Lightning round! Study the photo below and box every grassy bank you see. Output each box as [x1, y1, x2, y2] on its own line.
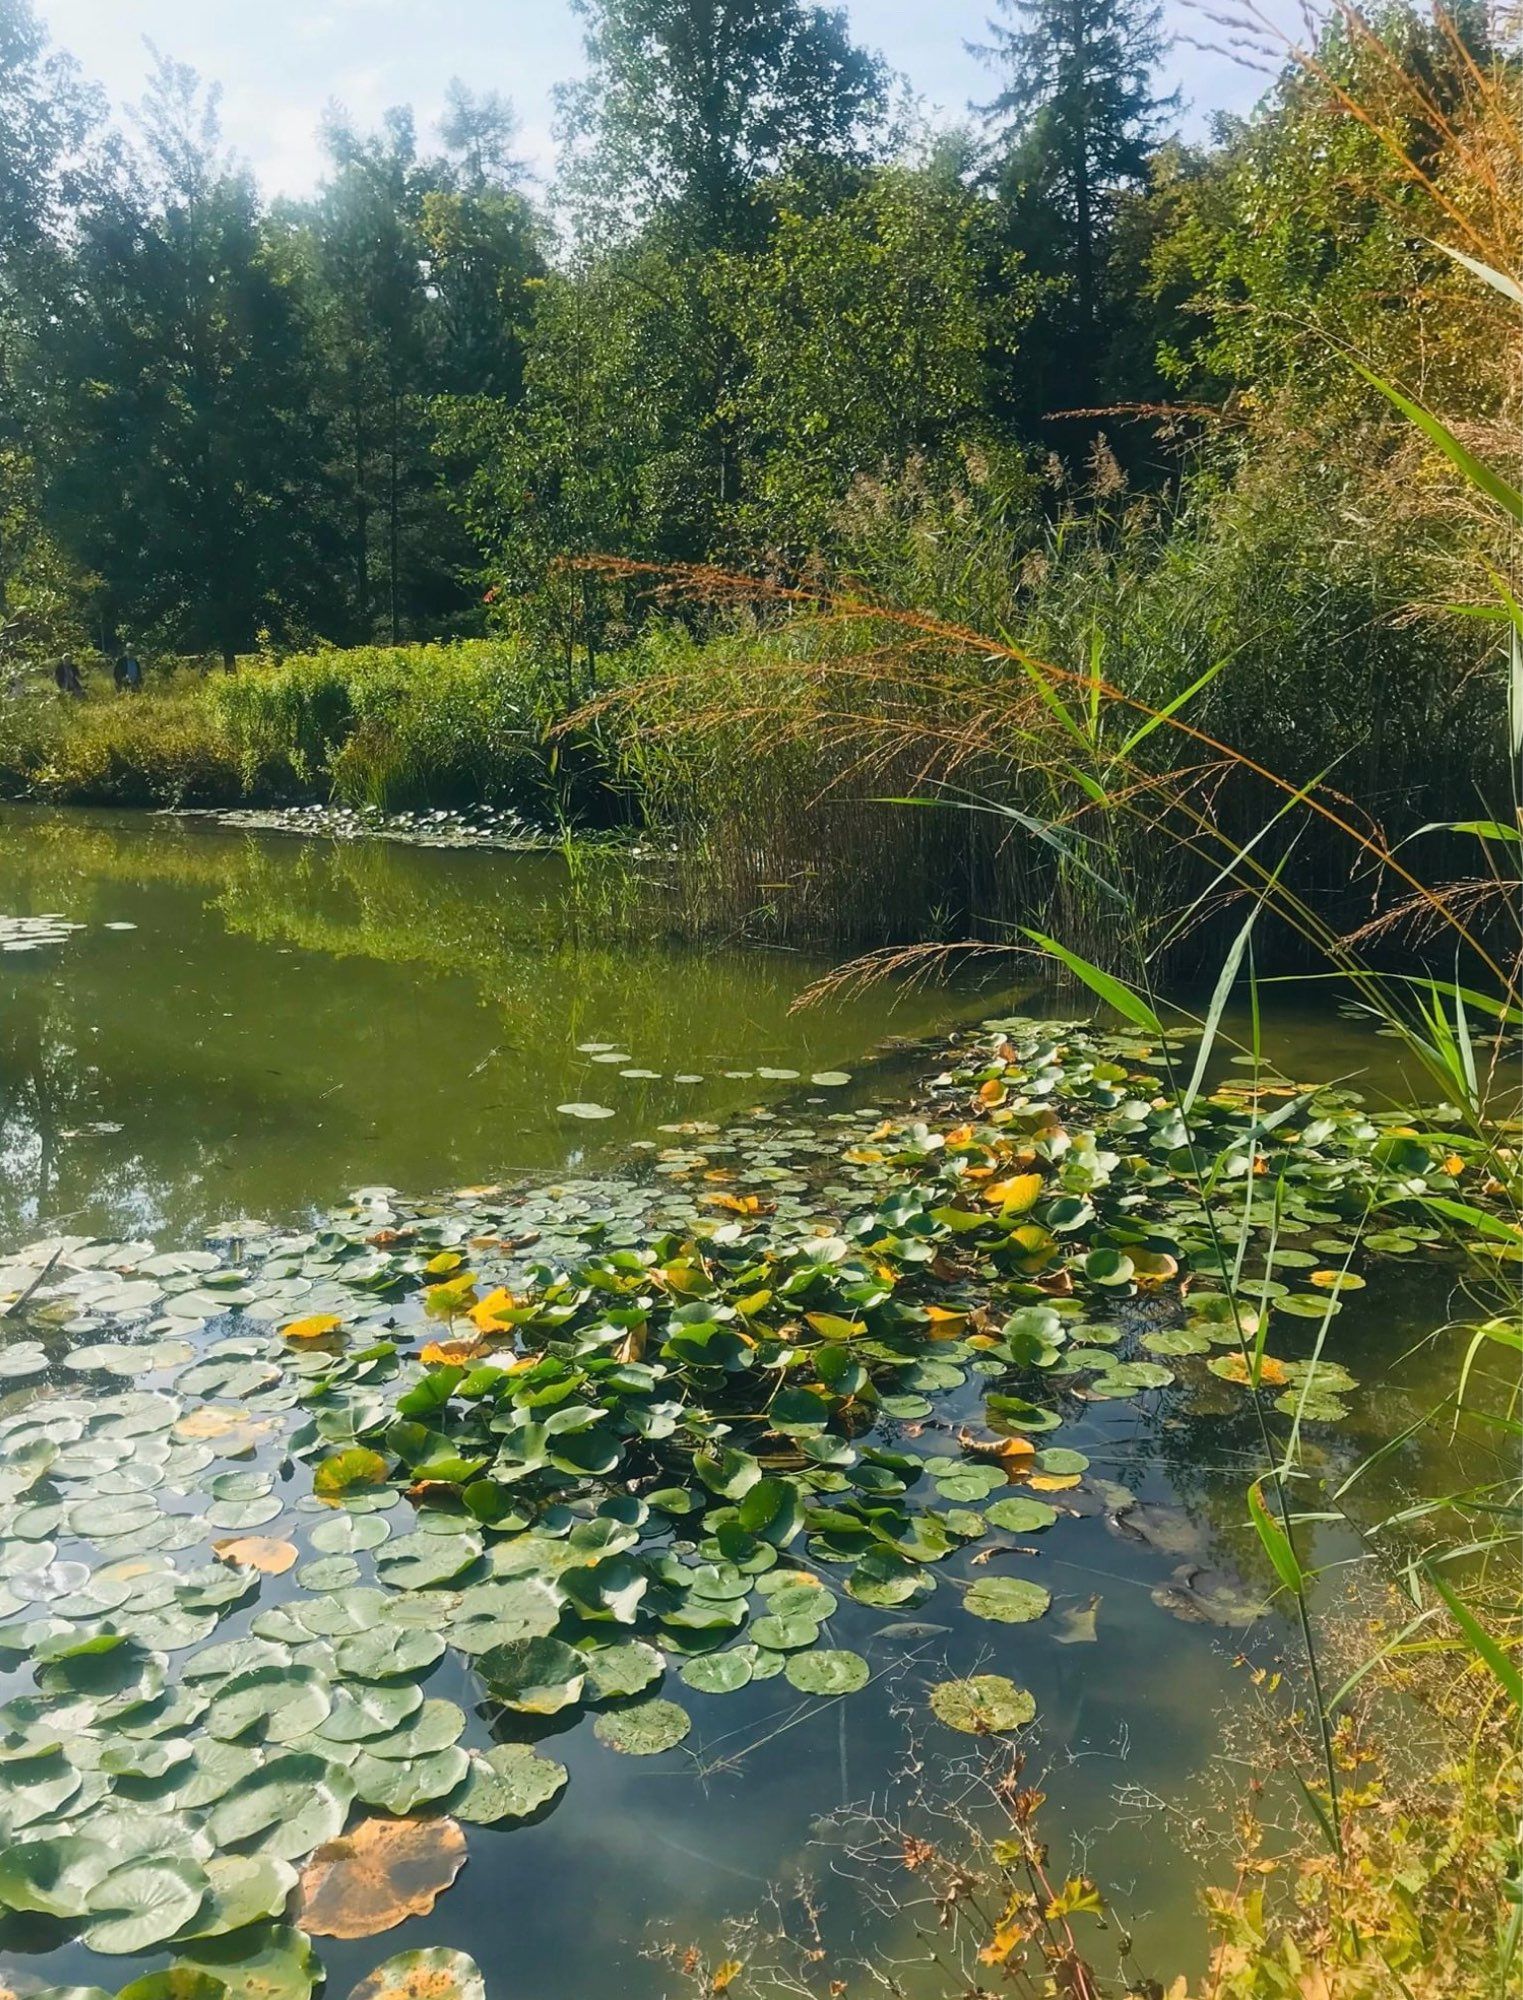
[0, 569, 1507, 969]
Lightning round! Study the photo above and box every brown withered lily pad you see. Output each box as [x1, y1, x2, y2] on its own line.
[298, 1814, 468, 1938]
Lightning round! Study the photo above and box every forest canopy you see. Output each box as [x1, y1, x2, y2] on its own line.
[0, 0, 1516, 680]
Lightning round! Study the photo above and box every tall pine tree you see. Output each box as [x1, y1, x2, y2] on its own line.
[973, 0, 1175, 426]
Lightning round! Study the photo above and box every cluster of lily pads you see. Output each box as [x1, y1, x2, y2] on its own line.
[1, 915, 90, 954]
[557, 1049, 852, 1119]
[0, 1015, 1476, 2000]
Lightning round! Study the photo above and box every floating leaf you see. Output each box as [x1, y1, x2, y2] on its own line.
[593, 1697, 691, 1755]
[313, 1449, 391, 1505]
[206, 1754, 356, 1860]
[213, 1536, 298, 1575]
[177, 1924, 319, 2000]
[349, 1746, 469, 1815]
[346, 1947, 484, 2000]
[929, 1674, 1035, 1734]
[298, 1815, 467, 1938]
[83, 1856, 211, 1954]
[449, 1744, 568, 1824]
[783, 1649, 868, 1695]
[963, 1576, 1051, 1624]
[478, 1636, 586, 1714]
[984, 1497, 1058, 1533]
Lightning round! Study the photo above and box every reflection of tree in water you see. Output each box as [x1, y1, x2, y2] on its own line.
[0, 980, 180, 1241]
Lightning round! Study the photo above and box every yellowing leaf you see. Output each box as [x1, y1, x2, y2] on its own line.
[976, 1079, 1007, 1107]
[806, 1312, 866, 1339]
[1027, 1472, 1081, 1492]
[1214, 1352, 1290, 1387]
[425, 1252, 464, 1276]
[420, 1338, 489, 1366]
[1044, 1875, 1104, 1920]
[977, 1904, 1031, 1965]
[986, 1173, 1043, 1214]
[710, 1962, 742, 1995]
[1308, 1270, 1366, 1292]
[298, 1815, 468, 1938]
[705, 1193, 767, 1216]
[468, 1286, 520, 1333]
[281, 1314, 343, 1344]
[924, 1306, 969, 1340]
[423, 1275, 480, 1320]
[212, 1535, 298, 1575]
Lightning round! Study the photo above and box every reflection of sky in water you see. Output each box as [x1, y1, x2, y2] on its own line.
[0, 806, 1476, 1998]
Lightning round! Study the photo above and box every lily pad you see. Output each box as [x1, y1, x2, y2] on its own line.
[346, 1947, 484, 2000]
[963, 1575, 1051, 1624]
[449, 1744, 568, 1824]
[783, 1648, 868, 1695]
[83, 1856, 211, 1954]
[206, 1754, 356, 1860]
[478, 1636, 586, 1715]
[929, 1674, 1035, 1733]
[298, 1814, 467, 1938]
[593, 1696, 691, 1755]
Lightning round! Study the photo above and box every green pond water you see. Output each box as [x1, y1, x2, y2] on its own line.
[0, 807, 1475, 2000]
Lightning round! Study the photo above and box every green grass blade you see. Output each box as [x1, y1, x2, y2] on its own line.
[1423, 1563, 1523, 1708]
[1249, 1479, 1305, 1595]
[1019, 929, 1163, 1033]
[1352, 359, 1523, 522]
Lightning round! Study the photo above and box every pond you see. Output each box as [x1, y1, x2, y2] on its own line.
[0, 807, 1473, 2000]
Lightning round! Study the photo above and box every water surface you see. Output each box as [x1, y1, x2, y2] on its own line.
[0, 807, 1474, 2000]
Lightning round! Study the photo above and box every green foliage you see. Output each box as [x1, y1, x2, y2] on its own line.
[713, 165, 1030, 556]
[556, 0, 889, 251]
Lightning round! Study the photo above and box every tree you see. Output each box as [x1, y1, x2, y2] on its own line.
[973, 0, 1175, 414]
[557, 0, 890, 252]
[297, 94, 542, 643]
[0, 0, 104, 657]
[714, 162, 1030, 557]
[40, 50, 326, 662]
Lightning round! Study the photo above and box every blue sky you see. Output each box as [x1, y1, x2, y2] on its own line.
[36, 0, 1286, 196]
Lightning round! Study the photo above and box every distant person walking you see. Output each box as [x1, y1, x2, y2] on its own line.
[113, 648, 142, 693]
[54, 656, 84, 697]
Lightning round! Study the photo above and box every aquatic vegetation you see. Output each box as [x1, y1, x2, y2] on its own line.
[0, 1015, 1502, 1997]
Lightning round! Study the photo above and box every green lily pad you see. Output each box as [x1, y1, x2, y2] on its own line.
[183, 1853, 299, 1938]
[579, 1639, 664, 1700]
[206, 1754, 355, 1859]
[334, 1626, 446, 1680]
[783, 1648, 868, 1695]
[0, 1833, 112, 1917]
[963, 1575, 1051, 1624]
[374, 1529, 481, 1591]
[984, 1497, 1058, 1533]
[83, 1856, 211, 1954]
[319, 1681, 422, 1743]
[177, 1923, 318, 2000]
[449, 1743, 568, 1824]
[478, 1636, 587, 1714]
[351, 1744, 470, 1813]
[593, 1696, 691, 1756]
[680, 1649, 752, 1694]
[447, 1578, 562, 1654]
[929, 1674, 1035, 1734]
[206, 1666, 332, 1745]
